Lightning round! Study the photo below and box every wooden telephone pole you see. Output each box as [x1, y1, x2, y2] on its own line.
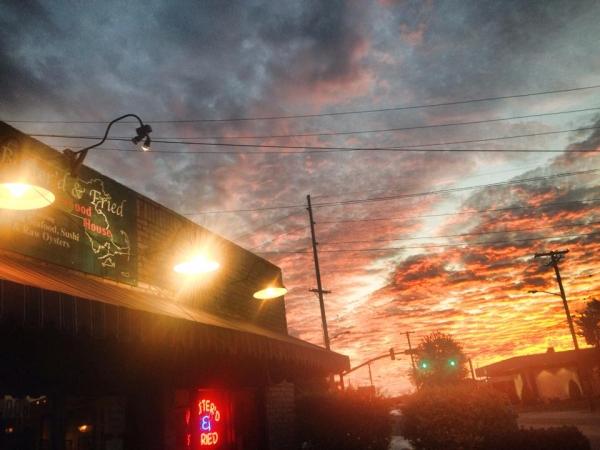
[307, 194, 330, 351]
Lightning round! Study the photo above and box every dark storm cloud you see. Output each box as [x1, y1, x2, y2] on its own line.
[378, 0, 600, 99]
[0, 1, 63, 109]
[0, 0, 368, 123]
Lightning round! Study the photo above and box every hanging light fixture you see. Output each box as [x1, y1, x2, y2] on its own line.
[0, 181, 55, 210]
[253, 280, 288, 300]
[0, 138, 55, 210]
[173, 254, 220, 275]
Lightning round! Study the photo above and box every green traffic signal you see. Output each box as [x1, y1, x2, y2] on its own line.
[419, 360, 429, 370]
[448, 358, 457, 368]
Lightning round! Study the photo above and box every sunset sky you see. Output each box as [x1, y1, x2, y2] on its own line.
[2, 0, 600, 394]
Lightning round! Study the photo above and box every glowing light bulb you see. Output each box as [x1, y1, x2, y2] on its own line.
[6, 183, 30, 197]
[174, 255, 220, 275]
[0, 183, 55, 210]
[253, 286, 287, 300]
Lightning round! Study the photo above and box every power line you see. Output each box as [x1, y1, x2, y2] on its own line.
[250, 225, 308, 250]
[311, 164, 542, 200]
[228, 210, 306, 242]
[27, 124, 600, 153]
[310, 169, 600, 209]
[47, 145, 600, 156]
[322, 220, 600, 246]
[181, 168, 599, 214]
[5, 82, 600, 123]
[28, 106, 600, 140]
[317, 198, 600, 224]
[258, 231, 600, 254]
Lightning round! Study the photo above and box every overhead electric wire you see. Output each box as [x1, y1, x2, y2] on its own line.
[317, 198, 600, 224]
[226, 210, 306, 242]
[311, 164, 542, 200]
[257, 231, 600, 255]
[322, 219, 600, 245]
[26, 124, 600, 153]
[309, 169, 600, 209]
[249, 225, 308, 250]
[27, 106, 600, 140]
[180, 168, 599, 214]
[5, 82, 600, 123]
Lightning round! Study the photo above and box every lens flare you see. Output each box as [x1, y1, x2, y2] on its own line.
[174, 255, 220, 275]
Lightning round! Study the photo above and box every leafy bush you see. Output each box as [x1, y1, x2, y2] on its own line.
[487, 426, 590, 450]
[296, 388, 391, 450]
[400, 384, 518, 450]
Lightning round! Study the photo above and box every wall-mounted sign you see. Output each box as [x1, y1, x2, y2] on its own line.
[0, 126, 137, 285]
[186, 390, 231, 449]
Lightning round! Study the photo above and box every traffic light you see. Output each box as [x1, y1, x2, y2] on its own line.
[389, 348, 396, 360]
[448, 358, 458, 368]
[418, 360, 430, 370]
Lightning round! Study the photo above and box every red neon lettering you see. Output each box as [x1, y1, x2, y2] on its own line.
[200, 432, 219, 446]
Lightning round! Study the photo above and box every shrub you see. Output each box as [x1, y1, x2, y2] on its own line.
[296, 388, 391, 450]
[487, 426, 590, 450]
[400, 384, 517, 450]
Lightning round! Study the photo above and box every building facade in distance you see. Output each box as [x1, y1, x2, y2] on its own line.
[476, 347, 600, 404]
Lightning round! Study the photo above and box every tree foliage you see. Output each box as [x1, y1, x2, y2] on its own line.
[575, 299, 600, 347]
[400, 384, 517, 450]
[296, 387, 391, 450]
[410, 331, 468, 388]
[400, 385, 590, 450]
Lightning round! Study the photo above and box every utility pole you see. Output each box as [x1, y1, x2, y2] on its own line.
[534, 249, 594, 410]
[307, 194, 330, 351]
[534, 250, 578, 350]
[468, 358, 476, 380]
[405, 331, 416, 371]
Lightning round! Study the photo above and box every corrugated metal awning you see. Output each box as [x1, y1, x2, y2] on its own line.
[0, 251, 349, 374]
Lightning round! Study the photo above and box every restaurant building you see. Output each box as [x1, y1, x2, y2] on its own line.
[0, 122, 349, 449]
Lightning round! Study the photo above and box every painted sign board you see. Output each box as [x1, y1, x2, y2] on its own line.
[0, 124, 137, 285]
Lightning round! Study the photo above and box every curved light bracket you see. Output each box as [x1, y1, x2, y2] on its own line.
[63, 113, 152, 176]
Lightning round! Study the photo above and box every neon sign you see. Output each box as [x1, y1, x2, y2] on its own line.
[186, 391, 228, 449]
[198, 399, 221, 446]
